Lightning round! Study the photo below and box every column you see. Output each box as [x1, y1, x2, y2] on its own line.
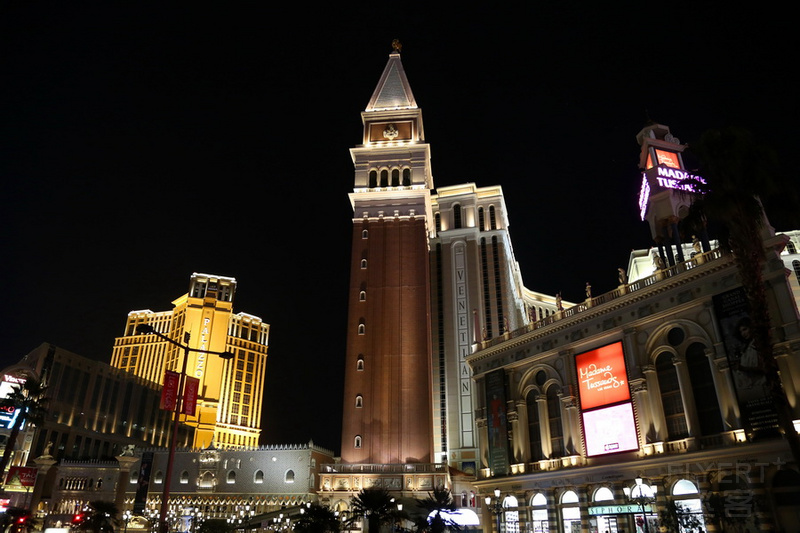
[673, 357, 701, 443]
[512, 399, 531, 465]
[116, 454, 139, 511]
[30, 455, 58, 519]
[643, 365, 667, 442]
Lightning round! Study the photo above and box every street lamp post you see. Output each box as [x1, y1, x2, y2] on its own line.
[135, 323, 234, 533]
[623, 477, 657, 533]
[484, 488, 503, 533]
[123, 510, 132, 533]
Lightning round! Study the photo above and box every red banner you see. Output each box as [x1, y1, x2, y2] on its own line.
[160, 370, 180, 410]
[5, 466, 37, 488]
[182, 376, 199, 416]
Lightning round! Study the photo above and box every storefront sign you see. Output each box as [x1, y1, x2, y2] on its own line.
[589, 504, 651, 515]
[576, 342, 630, 410]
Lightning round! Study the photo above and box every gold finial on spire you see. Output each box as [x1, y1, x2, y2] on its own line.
[392, 39, 402, 53]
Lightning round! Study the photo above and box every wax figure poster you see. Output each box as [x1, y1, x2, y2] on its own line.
[485, 369, 509, 476]
[713, 287, 778, 436]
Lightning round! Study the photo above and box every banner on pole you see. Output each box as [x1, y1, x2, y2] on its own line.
[160, 370, 180, 410]
[182, 376, 200, 416]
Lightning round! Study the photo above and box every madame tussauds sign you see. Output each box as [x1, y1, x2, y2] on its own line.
[576, 342, 630, 410]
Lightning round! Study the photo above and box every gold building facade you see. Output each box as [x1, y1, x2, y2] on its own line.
[111, 273, 268, 449]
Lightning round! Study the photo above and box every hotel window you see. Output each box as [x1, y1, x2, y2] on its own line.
[359, 291, 366, 302]
[354, 435, 362, 448]
[285, 470, 295, 483]
[529, 493, 548, 533]
[355, 395, 363, 408]
[546, 384, 563, 458]
[254, 470, 264, 483]
[180, 471, 189, 484]
[478, 207, 485, 231]
[380, 169, 388, 187]
[357, 357, 364, 371]
[656, 352, 688, 439]
[361, 259, 367, 269]
[391, 168, 400, 186]
[369, 170, 377, 188]
[453, 204, 462, 229]
[489, 205, 497, 229]
[362, 229, 369, 239]
[358, 322, 366, 335]
[435, 213, 441, 232]
[402, 168, 411, 186]
[502, 495, 519, 533]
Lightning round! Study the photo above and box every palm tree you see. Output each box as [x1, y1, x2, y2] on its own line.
[348, 488, 396, 533]
[685, 126, 800, 463]
[73, 501, 120, 533]
[0, 378, 48, 479]
[415, 486, 459, 533]
[294, 503, 341, 533]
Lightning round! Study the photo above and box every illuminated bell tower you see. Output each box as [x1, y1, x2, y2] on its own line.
[340, 42, 435, 465]
[636, 122, 710, 266]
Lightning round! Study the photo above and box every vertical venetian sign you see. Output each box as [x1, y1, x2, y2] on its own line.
[575, 341, 639, 456]
[712, 287, 779, 436]
[485, 368, 509, 476]
[455, 245, 474, 447]
[160, 370, 180, 410]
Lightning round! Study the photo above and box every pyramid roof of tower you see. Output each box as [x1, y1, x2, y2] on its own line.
[365, 52, 417, 111]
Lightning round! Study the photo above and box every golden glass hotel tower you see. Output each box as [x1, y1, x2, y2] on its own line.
[340, 49, 436, 465]
[111, 273, 268, 448]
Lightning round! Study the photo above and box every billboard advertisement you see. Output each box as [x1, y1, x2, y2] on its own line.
[0, 375, 27, 431]
[575, 341, 639, 456]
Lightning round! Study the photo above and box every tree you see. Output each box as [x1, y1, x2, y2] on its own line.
[294, 504, 341, 533]
[658, 500, 702, 533]
[685, 126, 800, 464]
[197, 519, 233, 533]
[415, 486, 459, 533]
[0, 378, 48, 479]
[72, 501, 120, 533]
[348, 488, 396, 533]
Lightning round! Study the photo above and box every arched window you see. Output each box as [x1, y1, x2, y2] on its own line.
[788, 241, 797, 254]
[489, 205, 497, 229]
[227, 470, 236, 484]
[686, 342, 723, 435]
[671, 479, 705, 530]
[560, 491, 580, 533]
[793, 260, 800, 285]
[254, 470, 264, 484]
[356, 357, 364, 371]
[362, 229, 369, 239]
[154, 471, 163, 484]
[285, 470, 295, 483]
[360, 259, 367, 269]
[453, 204, 462, 229]
[358, 322, 365, 335]
[402, 168, 411, 186]
[354, 435, 362, 448]
[180, 471, 189, 484]
[368, 170, 377, 188]
[380, 169, 388, 187]
[355, 395, 363, 408]
[546, 384, 563, 457]
[656, 352, 688, 439]
[593, 487, 614, 501]
[199, 472, 214, 488]
[359, 291, 366, 302]
[530, 493, 548, 533]
[502, 495, 519, 533]
[478, 207, 485, 231]
[391, 169, 400, 187]
[526, 390, 543, 461]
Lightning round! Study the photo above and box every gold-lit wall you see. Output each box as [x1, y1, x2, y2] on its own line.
[110, 273, 269, 448]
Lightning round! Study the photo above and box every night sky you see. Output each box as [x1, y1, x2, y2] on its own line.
[1, 4, 797, 454]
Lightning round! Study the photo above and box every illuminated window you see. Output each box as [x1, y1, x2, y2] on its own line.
[285, 470, 295, 483]
[593, 487, 613, 501]
[362, 229, 369, 239]
[359, 291, 366, 302]
[361, 259, 367, 269]
[530, 493, 548, 533]
[180, 471, 189, 484]
[453, 204, 462, 229]
[357, 357, 364, 371]
[788, 241, 797, 254]
[502, 495, 519, 533]
[355, 395, 363, 408]
[354, 435, 362, 448]
[227, 471, 236, 484]
[358, 322, 365, 335]
[154, 471, 163, 484]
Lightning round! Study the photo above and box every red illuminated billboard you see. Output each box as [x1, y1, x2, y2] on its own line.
[654, 149, 680, 168]
[576, 342, 630, 410]
[582, 403, 639, 456]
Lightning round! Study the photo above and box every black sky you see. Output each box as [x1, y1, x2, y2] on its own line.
[1, 4, 797, 454]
